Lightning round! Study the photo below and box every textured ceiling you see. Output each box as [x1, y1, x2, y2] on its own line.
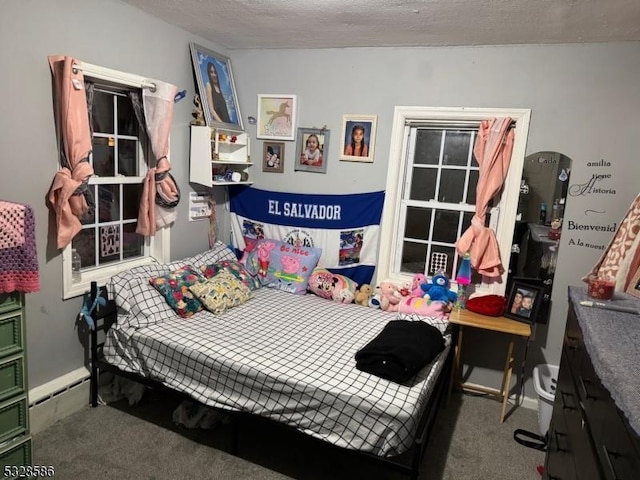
[121, 0, 640, 49]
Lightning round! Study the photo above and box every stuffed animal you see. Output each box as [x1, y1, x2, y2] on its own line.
[368, 285, 382, 308]
[379, 281, 401, 312]
[410, 273, 428, 297]
[399, 280, 411, 297]
[420, 273, 458, 304]
[354, 284, 373, 306]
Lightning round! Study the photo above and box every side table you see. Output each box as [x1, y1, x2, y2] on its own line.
[448, 308, 531, 422]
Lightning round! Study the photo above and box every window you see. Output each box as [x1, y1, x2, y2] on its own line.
[377, 107, 531, 295]
[62, 65, 170, 299]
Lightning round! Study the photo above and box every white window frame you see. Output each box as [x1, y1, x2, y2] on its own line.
[377, 106, 531, 296]
[61, 62, 170, 299]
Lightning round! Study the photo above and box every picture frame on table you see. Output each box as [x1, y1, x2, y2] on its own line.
[626, 267, 640, 299]
[262, 142, 285, 173]
[295, 127, 329, 174]
[504, 281, 545, 324]
[189, 43, 243, 131]
[257, 94, 297, 141]
[339, 114, 377, 162]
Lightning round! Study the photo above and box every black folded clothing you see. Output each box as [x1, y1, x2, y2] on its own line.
[355, 320, 445, 384]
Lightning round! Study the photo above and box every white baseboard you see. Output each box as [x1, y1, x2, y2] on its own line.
[28, 367, 91, 435]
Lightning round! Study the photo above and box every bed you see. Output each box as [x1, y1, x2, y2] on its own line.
[89, 241, 454, 479]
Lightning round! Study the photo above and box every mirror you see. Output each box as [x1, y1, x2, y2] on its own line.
[507, 151, 572, 323]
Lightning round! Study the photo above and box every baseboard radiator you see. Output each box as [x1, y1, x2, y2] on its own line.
[28, 367, 91, 435]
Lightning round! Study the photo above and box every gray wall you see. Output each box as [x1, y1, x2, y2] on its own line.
[230, 44, 640, 393]
[1, 0, 224, 387]
[2, 0, 639, 399]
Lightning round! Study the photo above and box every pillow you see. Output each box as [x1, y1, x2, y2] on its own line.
[108, 241, 236, 313]
[244, 239, 322, 295]
[307, 267, 358, 303]
[189, 271, 253, 315]
[201, 259, 261, 291]
[396, 311, 450, 335]
[149, 266, 205, 318]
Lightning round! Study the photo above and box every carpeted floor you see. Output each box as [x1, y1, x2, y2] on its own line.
[32, 389, 545, 479]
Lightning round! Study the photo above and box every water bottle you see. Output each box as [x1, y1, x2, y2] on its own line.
[539, 203, 547, 225]
[71, 249, 82, 283]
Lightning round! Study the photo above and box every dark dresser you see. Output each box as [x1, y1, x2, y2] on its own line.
[544, 287, 640, 479]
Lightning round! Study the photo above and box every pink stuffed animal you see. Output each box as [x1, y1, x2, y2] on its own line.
[379, 281, 401, 312]
[411, 273, 428, 297]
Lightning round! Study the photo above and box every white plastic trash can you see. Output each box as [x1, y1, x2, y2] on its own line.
[533, 364, 559, 437]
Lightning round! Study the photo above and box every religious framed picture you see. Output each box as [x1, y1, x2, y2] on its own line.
[189, 43, 243, 131]
[257, 94, 297, 141]
[626, 266, 640, 299]
[295, 127, 329, 174]
[505, 281, 545, 324]
[262, 142, 284, 173]
[339, 114, 377, 162]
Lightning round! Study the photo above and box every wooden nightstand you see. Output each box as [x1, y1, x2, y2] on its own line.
[448, 308, 531, 422]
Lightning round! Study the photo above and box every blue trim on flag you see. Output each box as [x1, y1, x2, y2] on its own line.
[328, 265, 375, 287]
[229, 186, 384, 229]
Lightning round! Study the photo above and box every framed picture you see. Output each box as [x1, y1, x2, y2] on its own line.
[295, 127, 329, 174]
[339, 114, 377, 162]
[257, 94, 297, 140]
[505, 281, 545, 324]
[189, 43, 243, 131]
[626, 267, 640, 299]
[262, 142, 284, 173]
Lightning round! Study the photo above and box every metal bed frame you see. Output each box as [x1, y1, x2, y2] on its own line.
[87, 281, 454, 480]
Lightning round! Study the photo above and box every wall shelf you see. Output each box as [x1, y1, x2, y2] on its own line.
[189, 125, 252, 188]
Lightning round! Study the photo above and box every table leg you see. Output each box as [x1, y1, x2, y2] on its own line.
[448, 325, 464, 402]
[500, 335, 515, 423]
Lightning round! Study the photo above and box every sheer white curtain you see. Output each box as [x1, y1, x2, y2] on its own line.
[136, 80, 181, 235]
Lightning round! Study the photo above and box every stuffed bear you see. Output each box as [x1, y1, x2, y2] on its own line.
[420, 273, 458, 304]
[379, 281, 402, 312]
[354, 284, 373, 306]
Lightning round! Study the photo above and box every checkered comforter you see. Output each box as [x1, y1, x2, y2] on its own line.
[102, 243, 450, 457]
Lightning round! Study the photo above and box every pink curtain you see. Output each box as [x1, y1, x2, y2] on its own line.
[136, 80, 180, 236]
[455, 117, 515, 277]
[47, 56, 94, 249]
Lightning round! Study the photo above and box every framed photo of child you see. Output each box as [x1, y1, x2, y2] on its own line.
[505, 281, 545, 324]
[339, 114, 377, 163]
[295, 127, 329, 174]
[262, 142, 284, 173]
[189, 43, 243, 131]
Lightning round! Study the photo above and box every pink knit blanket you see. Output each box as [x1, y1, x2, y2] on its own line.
[0, 201, 40, 293]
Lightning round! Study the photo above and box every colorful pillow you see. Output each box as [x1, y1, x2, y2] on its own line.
[149, 266, 204, 318]
[189, 271, 253, 315]
[307, 267, 358, 303]
[201, 259, 261, 291]
[244, 239, 322, 295]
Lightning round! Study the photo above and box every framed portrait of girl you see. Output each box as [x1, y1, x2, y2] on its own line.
[339, 114, 377, 163]
[190, 43, 243, 131]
